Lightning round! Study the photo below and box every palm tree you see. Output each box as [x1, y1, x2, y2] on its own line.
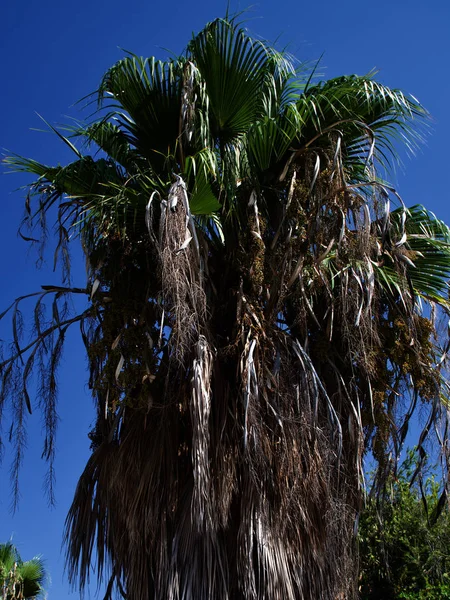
[0, 543, 46, 600]
[3, 15, 450, 599]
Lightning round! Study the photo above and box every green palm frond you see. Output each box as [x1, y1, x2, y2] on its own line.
[184, 154, 220, 215]
[246, 113, 298, 173]
[5, 154, 122, 198]
[98, 53, 184, 166]
[187, 18, 282, 143]
[0, 543, 17, 572]
[18, 558, 46, 598]
[0, 543, 47, 599]
[293, 74, 428, 172]
[69, 120, 144, 172]
[395, 204, 450, 305]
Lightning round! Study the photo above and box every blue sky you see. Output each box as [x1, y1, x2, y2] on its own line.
[1, 0, 449, 597]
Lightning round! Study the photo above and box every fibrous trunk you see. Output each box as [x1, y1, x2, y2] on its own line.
[66, 170, 385, 599]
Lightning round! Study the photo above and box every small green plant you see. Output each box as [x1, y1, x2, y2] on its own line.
[0, 542, 47, 599]
[359, 451, 450, 599]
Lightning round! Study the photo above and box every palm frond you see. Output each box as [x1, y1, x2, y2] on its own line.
[394, 204, 450, 305]
[187, 18, 279, 143]
[294, 74, 428, 171]
[98, 53, 184, 166]
[69, 120, 143, 172]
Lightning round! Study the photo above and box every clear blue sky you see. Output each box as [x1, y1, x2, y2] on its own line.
[1, 0, 449, 597]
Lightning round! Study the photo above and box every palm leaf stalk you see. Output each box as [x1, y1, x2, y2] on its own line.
[2, 16, 450, 599]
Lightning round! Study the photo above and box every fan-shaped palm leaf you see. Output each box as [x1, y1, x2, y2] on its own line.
[0, 543, 46, 600]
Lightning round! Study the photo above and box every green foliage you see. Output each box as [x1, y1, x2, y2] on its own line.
[359, 452, 450, 599]
[0, 542, 46, 599]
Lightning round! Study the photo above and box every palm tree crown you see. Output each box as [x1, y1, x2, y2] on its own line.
[0, 543, 46, 600]
[3, 16, 450, 599]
